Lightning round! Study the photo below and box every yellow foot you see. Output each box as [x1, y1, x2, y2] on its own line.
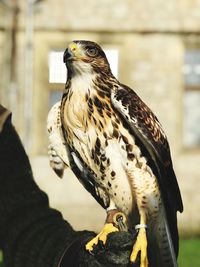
[85, 223, 119, 252]
[130, 227, 148, 267]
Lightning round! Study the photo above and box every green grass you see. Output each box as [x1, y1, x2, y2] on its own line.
[0, 238, 199, 266]
[178, 238, 200, 267]
[0, 251, 3, 267]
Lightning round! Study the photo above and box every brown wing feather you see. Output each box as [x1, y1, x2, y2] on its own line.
[112, 84, 183, 212]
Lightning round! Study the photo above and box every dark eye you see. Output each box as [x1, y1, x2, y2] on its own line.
[86, 46, 98, 57]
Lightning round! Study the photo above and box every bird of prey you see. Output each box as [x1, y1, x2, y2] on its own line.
[47, 40, 183, 267]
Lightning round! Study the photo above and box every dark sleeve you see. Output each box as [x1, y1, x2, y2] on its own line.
[0, 112, 93, 267]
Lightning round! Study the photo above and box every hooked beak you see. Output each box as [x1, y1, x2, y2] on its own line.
[63, 42, 78, 63]
[63, 48, 73, 63]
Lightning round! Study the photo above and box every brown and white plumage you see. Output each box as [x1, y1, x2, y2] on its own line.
[47, 40, 183, 267]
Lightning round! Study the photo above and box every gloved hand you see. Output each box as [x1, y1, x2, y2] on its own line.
[61, 230, 139, 267]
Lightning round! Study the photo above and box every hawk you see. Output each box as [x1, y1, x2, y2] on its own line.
[47, 40, 183, 267]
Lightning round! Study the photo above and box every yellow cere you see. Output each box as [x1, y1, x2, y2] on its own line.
[68, 42, 78, 52]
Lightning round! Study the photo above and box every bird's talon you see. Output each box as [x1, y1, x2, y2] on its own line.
[85, 223, 119, 252]
[85, 235, 100, 252]
[130, 227, 148, 267]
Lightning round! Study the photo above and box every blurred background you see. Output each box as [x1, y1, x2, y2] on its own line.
[0, 0, 200, 265]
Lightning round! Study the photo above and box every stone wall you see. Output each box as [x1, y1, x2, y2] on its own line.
[11, 0, 200, 32]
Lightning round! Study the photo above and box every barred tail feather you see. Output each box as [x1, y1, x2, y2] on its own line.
[148, 206, 178, 267]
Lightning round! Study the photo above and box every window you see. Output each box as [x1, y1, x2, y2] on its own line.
[48, 50, 66, 109]
[49, 90, 63, 109]
[104, 49, 119, 78]
[49, 51, 67, 83]
[183, 50, 200, 148]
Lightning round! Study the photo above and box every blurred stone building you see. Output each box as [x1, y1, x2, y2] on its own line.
[0, 0, 200, 235]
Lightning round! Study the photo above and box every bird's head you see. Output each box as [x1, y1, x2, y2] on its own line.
[63, 40, 111, 77]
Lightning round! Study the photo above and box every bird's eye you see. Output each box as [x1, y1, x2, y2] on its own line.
[86, 46, 98, 57]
